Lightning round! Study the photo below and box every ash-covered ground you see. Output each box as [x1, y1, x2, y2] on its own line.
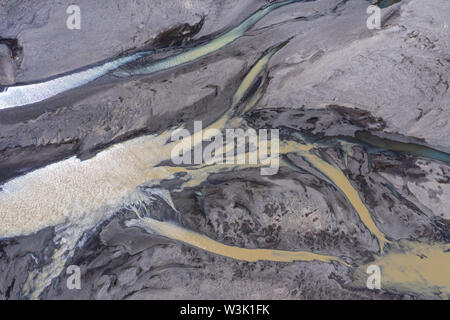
[0, 0, 449, 300]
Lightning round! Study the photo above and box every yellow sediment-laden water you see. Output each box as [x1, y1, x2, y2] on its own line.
[299, 151, 389, 251]
[0, 0, 300, 109]
[113, 0, 299, 77]
[127, 217, 349, 266]
[0, 44, 284, 238]
[352, 241, 450, 299]
[0, 42, 348, 298]
[1, 28, 445, 299]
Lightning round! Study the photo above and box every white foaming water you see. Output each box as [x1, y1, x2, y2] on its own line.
[0, 0, 301, 109]
[0, 131, 177, 238]
[0, 53, 149, 109]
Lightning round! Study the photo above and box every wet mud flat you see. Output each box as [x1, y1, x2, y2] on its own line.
[0, 0, 449, 299]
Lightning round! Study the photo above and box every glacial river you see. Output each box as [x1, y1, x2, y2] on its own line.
[0, 0, 448, 300]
